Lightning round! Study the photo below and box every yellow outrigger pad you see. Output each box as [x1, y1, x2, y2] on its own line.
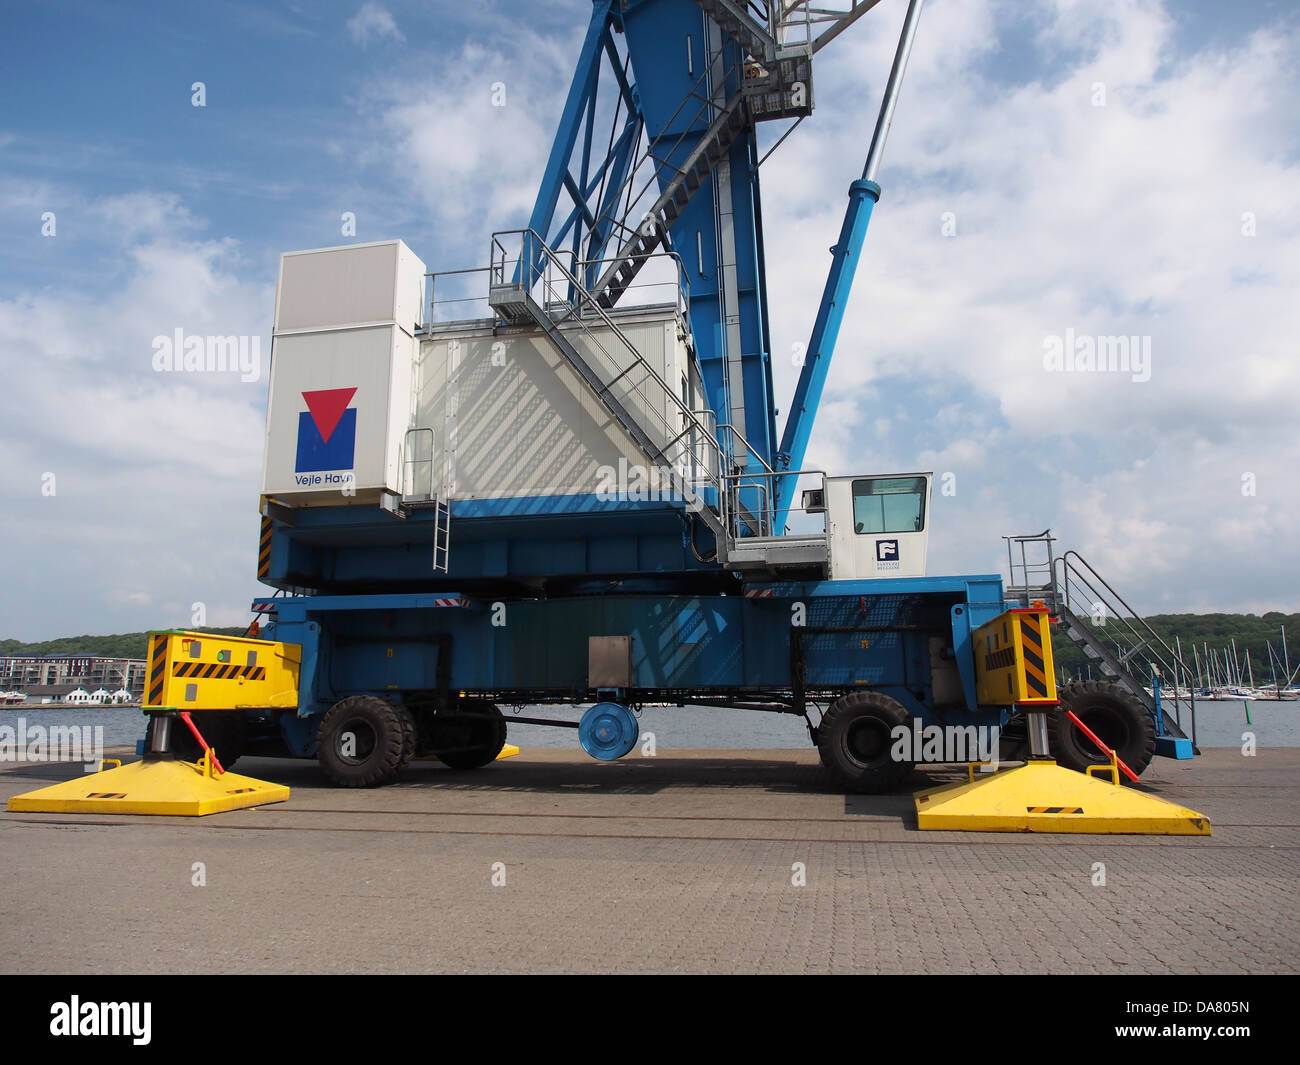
[7, 755, 290, 817]
[416, 743, 521, 763]
[914, 760, 1210, 835]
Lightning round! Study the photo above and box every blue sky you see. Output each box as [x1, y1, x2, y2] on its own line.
[2, 0, 1298, 640]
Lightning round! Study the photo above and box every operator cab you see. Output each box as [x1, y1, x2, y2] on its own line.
[809, 473, 932, 579]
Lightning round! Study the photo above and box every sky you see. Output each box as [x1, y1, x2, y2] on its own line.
[1, 0, 1297, 641]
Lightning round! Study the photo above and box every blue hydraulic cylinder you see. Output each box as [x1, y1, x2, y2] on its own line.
[773, 177, 881, 525]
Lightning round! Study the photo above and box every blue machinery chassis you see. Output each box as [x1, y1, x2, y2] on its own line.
[261, 575, 1007, 756]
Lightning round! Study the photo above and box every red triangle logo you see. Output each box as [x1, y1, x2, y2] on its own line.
[302, 388, 357, 444]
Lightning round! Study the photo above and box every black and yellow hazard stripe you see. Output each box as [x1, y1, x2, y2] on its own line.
[1027, 806, 1084, 814]
[172, 663, 267, 680]
[258, 515, 273, 579]
[147, 634, 168, 706]
[1018, 613, 1050, 698]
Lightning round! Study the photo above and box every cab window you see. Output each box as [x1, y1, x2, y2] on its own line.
[851, 476, 926, 534]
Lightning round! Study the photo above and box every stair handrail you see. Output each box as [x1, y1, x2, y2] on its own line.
[1054, 550, 1193, 684]
[576, 51, 747, 281]
[575, 248, 694, 337]
[589, 92, 749, 307]
[492, 227, 727, 518]
[717, 420, 782, 538]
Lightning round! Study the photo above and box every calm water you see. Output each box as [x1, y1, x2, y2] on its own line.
[4, 699, 1296, 752]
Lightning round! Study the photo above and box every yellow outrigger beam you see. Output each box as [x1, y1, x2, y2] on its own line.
[141, 630, 301, 712]
[8, 630, 521, 817]
[8, 630, 297, 817]
[914, 606, 1211, 835]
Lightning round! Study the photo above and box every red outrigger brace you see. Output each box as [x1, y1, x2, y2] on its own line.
[177, 711, 225, 775]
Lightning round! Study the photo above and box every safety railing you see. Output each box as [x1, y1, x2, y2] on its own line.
[720, 464, 829, 541]
[1053, 551, 1193, 688]
[423, 266, 495, 329]
[490, 228, 727, 525]
[575, 250, 694, 337]
[401, 427, 436, 502]
[1052, 550, 1199, 738]
[716, 421, 781, 537]
[1003, 531, 1197, 737]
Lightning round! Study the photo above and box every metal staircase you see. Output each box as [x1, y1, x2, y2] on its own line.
[478, 1, 894, 576]
[489, 228, 729, 545]
[588, 0, 839, 311]
[590, 94, 749, 311]
[695, 0, 775, 61]
[1004, 532, 1196, 754]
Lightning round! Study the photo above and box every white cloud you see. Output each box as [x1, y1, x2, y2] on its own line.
[347, 3, 403, 47]
[755, 0, 1300, 612]
[0, 192, 271, 638]
[3, 0, 1296, 645]
[358, 32, 577, 254]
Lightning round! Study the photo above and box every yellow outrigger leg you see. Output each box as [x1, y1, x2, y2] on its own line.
[9, 631, 293, 817]
[914, 607, 1210, 835]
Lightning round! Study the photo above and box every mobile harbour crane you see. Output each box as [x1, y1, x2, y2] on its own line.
[13, 0, 1208, 833]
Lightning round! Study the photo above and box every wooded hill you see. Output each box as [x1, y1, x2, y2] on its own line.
[1051, 612, 1299, 683]
[0, 628, 249, 661]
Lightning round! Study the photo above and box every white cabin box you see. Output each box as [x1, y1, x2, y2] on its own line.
[826, 472, 932, 579]
[262, 240, 427, 505]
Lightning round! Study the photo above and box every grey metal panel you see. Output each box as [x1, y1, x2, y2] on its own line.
[589, 636, 633, 689]
[415, 308, 694, 501]
[276, 241, 402, 333]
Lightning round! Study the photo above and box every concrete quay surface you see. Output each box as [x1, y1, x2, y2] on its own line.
[1, 746, 1296, 974]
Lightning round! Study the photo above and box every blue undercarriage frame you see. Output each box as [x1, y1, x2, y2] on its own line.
[261, 574, 1008, 756]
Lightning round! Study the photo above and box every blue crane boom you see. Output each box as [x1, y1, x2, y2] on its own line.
[523, 0, 923, 534]
[773, 0, 925, 526]
[520, 0, 779, 474]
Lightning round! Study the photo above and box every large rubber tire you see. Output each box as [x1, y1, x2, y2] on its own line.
[146, 711, 247, 770]
[316, 696, 406, 787]
[395, 704, 416, 769]
[430, 704, 507, 770]
[1050, 680, 1156, 781]
[817, 692, 913, 794]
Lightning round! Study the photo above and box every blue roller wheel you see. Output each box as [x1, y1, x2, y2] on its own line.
[579, 701, 639, 761]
